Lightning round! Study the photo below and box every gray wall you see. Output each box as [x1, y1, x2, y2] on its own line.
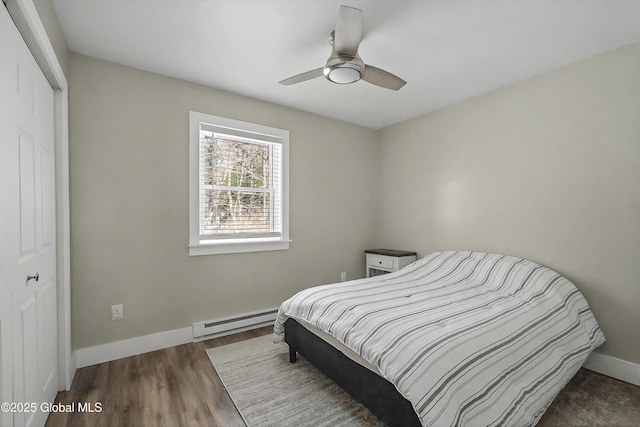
[377, 42, 640, 364]
[69, 53, 379, 349]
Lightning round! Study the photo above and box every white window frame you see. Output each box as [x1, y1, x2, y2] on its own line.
[189, 111, 289, 255]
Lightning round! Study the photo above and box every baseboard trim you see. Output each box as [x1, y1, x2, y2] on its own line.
[583, 351, 640, 386]
[74, 309, 279, 369]
[75, 326, 193, 368]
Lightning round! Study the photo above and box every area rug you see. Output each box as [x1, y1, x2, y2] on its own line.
[206, 335, 384, 427]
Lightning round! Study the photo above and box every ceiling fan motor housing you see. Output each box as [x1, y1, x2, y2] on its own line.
[323, 49, 365, 84]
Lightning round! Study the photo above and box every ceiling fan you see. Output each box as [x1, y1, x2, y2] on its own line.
[279, 5, 407, 91]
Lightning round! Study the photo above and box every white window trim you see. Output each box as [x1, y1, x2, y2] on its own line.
[189, 111, 290, 256]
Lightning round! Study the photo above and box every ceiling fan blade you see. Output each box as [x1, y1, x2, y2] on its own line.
[279, 67, 324, 86]
[362, 65, 407, 90]
[334, 5, 362, 56]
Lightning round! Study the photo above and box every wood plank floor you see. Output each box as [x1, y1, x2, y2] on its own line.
[46, 326, 640, 427]
[45, 327, 271, 427]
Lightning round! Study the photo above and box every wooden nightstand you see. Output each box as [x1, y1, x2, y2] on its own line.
[365, 249, 417, 277]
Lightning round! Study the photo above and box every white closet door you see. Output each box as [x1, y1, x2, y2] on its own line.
[0, 4, 58, 427]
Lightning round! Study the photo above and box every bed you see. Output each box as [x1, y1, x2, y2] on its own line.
[274, 251, 605, 427]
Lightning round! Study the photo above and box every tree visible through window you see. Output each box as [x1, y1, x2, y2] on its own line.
[189, 111, 289, 255]
[200, 133, 280, 238]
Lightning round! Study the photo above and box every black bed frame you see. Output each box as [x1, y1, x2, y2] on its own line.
[284, 318, 421, 426]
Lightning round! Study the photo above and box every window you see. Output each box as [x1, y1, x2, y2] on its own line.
[189, 111, 289, 255]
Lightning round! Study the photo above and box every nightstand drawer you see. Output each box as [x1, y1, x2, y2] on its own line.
[367, 254, 395, 270]
[365, 249, 417, 278]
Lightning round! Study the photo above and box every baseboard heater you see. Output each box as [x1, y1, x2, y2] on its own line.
[192, 307, 279, 341]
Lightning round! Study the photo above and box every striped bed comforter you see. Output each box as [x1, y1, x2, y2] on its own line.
[274, 251, 605, 427]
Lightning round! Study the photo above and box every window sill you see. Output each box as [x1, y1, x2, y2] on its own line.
[188, 239, 291, 256]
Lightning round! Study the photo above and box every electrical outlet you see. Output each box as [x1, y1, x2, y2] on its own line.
[111, 304, 124, 320]
[341, 272, 347, 282]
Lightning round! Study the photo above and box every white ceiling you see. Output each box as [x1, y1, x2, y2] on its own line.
[52, 0, 640, 129]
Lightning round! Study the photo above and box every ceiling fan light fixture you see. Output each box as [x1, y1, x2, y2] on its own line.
[323, 54, 364, 85]
[325, 66, 361, 84]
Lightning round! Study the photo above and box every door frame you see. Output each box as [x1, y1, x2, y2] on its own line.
[5, 0, 74, 390]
